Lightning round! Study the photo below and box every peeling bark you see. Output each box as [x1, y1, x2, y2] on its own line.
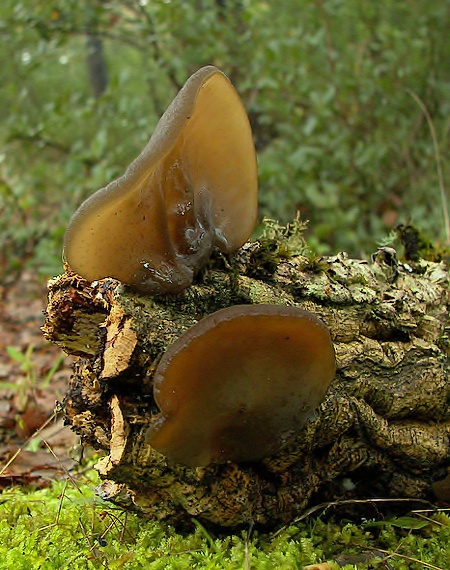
[42, 234, 450, 530]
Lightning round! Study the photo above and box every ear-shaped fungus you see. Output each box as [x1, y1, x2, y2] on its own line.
[63, 66, 258, 294]
[146, 304, 336, 467]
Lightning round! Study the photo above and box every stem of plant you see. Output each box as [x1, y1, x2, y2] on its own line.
[406, 87, 450, 245]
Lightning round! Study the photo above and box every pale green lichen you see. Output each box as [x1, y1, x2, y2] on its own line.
[259, 215, 311, 259]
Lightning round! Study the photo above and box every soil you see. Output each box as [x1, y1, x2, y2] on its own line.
[0, 271, 78, 489]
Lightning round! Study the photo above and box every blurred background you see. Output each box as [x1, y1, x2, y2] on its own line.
[1, 0, 449, 289]
[0, 0, 449, 506]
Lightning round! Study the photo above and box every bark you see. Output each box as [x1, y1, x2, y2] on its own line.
[42, 226, 450, 531]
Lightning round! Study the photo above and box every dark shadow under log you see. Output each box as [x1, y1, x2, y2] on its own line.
[42, 229, 450, 531]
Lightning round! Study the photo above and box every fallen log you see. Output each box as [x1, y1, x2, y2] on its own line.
[42, 222, 450, 530]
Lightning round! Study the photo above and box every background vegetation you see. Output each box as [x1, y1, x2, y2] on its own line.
[1, 0, 449, 287]
[2, 2, 450, 567]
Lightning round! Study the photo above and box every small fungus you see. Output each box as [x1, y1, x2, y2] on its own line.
[146, 304, 336, 467]
[64, 66, 258, 293]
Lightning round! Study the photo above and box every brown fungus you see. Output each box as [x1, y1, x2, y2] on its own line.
[63, 66, 258, 294]
[146, 304, 336, 467]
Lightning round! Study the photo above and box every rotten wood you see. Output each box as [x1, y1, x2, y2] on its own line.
[42, 227, 450, 530]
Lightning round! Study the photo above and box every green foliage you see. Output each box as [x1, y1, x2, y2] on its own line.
[2, 4, 449, 565]
[4, 344, 63, 412]
[1, 0, 449, 283]
[1, 472, 450, 569]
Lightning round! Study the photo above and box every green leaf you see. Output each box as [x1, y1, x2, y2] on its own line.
[364, 516, 430, 530]
[389, 516, 430, 530]
[6, 346, 26, 363]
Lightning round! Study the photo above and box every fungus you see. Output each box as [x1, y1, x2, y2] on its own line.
[63, 66, 258, 294]
[146, 304, 335, 467]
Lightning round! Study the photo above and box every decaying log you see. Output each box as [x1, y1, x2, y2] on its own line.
[42, 225, 450, 530]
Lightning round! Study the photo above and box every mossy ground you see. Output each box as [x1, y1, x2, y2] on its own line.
[1, 468, 449, 570]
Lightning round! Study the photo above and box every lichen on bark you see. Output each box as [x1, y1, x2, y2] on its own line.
[42, 221, 450, 530]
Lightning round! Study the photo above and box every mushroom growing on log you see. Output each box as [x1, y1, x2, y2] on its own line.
[147, 304, 336, 467]
[43, 236, 450, 530]
[64, 66, 258, 294]
[43, 65, 450, 531]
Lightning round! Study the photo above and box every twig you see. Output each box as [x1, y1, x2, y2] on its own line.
[0, 411, 58, 476]
[366, 545, 444, 570]
[271, 497, 434, 538]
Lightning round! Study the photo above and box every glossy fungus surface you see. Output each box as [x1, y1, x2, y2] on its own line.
[64, 66, 258, 293]
[146, 304, 336, 467]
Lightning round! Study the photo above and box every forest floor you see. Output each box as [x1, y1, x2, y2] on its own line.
[0, 271, 79, 489]
[1, 272, 449, 569]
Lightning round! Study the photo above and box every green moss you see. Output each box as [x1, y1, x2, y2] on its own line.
[379, 224, 450, 265]
[1, 470, 450, 569]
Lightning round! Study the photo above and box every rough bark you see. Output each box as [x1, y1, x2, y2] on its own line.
[42, 227, 450, 531]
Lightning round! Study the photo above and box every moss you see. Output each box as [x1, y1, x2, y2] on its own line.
[244, 217, 312, 280]
[378, 224, 450, 265]
[1, 470, 450, 569]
